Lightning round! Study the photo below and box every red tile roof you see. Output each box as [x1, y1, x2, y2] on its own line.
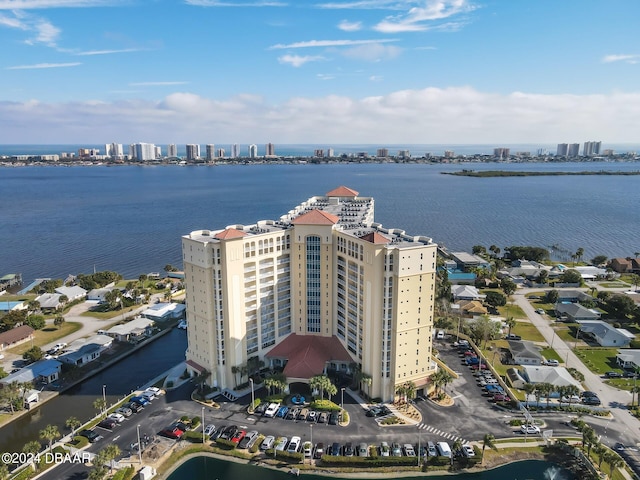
[214, 228, 247, 240]
[266, 334, 353, 379]
[0, 325, 34, 347]
[326, 186, 358, 197]
[291, 209, 339, 226]
[186, 359, 206, 373]
[359, 232, 390, 244]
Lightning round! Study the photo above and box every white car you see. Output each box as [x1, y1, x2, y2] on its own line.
[275, 437, 288, 451]
[462, 445, 475, 457]
[260, 435, 275, 450]
[520, 424, 540, 434]
[264, 403, 280, 418]
[108, 413, 125, 423]
[403, 444, 416, 456]
[546, 359, 559, 366]
[203, 424, 216, 437]
[561, 395, 581, 403]
[288, 436, 301, 453]
[303, 442, 313, 458]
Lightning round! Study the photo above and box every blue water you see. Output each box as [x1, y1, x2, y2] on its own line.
[1, 162, 639, 283]
[167, 456, 574, 480]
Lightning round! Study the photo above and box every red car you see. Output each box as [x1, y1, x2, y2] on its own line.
[231, 429, 246, 444]
[470, 363, 487, 370]
[160, 423, 186, 440]
[492, 393, 510, 402]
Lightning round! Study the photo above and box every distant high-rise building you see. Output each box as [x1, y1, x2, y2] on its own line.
[444, 150, 455, 158]
[603, 149, 615, 156]
[155, 146, 162, 158]
[134, 143, 156, 161]
[167, 144, 178, 158]
[217, 148, 225, 158]
[78, 148, 99, 158]
[583, 141, 602, 156]
[376, 148, 389, 157]
[186, 144, 201, 161]
[105, 143, 123, 159]
[231, 144, 240, 158]
[568, 143, 580, 157]
[556, 143, 569, 156]
[314, 149, 324, 158]
[537, 148, 548, 156]
[327, 148, 334, 158]
[397, 150, 410, 159]
[206, 144, 216, 161]
[265, 143, 275, 157]
[129, 144, 136, 160]
[493, 148, 510, 160]
[248, 144, 258, 158]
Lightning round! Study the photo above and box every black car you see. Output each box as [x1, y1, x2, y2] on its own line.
[97, 418, 117, 430]
[606, 371, 623, 378]
[331, 442, 341, 456]
[124, 401, 143, 413]
[582, 396, 601, 406]
[78, 429, 103, 443]
[328, 412, 339, 425]
[254, 402, 268, 415]
[343, 442, 354, 456]
[219, 425, 238, 440]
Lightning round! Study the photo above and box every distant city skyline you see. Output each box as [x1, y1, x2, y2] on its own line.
[1, 1, 640, 144]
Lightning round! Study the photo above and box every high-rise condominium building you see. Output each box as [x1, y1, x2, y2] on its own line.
[327, 148, 334, 158]
[105, 143, 124, 159]
[493, 148, 510, 159]
[443, 150, 455, 158]
[583, 141, 602, 156]
[248, 144, 258, 158]
[556, 144, 568, 156]
[134, 143, 156, 161]
[314, 149, 324, 158]
[265, 143, 275, 157]
[182, 186, 438, 401]
[155, 146, 162, 158]
[217, 148, 225, 158]
[167, 144, 178, 158]
[376, 148, 389, 157]
[231, 144, 240, 158]
[568, 143, 580, 158]
[206, 144, 216, 161]
[186, 144, 201, 161]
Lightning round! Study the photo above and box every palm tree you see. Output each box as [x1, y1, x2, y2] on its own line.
[360, 373, 372, 398]
[22, 440, 41, 456]
[0, 463, 9, 480]
[102, 444, 121, 474]
[582, 426, 597, 457]
[564, 385, 580, 406]
[395, 383, 407, 404]
[404, 381, 417, 403]
[481, 433, 497, 465]
[606, 451, 623, 478]
[66, 416, 82, 435]
[505, 317, 516, 338]
[93, 398, 107, 417]
[39, 424, 60, 452]
[453, 438, 463, 457]
[593, 443, 607, 470]
[538, 382, 553, 408]
[54, 315, 66, 329]
[522, 383, 535, 403]
[325, 382, 337, 401]
[231, 365, 239, 388]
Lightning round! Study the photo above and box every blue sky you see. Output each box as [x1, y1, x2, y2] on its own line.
[1, 0, 640, 144]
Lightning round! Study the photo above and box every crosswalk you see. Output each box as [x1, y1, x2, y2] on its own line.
[416, 423, 467, 444]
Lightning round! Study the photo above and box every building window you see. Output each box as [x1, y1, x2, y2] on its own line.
[306, 235, 321, 333]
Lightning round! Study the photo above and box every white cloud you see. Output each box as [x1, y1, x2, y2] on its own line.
[602, 54, 640, 64]
[129, 81, 190, 86]
[317, 73, 336, 80]
[75, 48, 143, 56]
[316, 0, 406, 9]
[278, 54, 325, 67]
[373, 0, 475, 33]
[6, 62, 81, 69]
[0, 11, 60, 46]
[337, 19, 362, 31]
[341, 42, 401, 61]
[369, 75, 382, 81]
[0, 0, 116, 8]
[269, 38, 398, 49]
[184, 0, 286, 6]
[3, 87, 640, 144]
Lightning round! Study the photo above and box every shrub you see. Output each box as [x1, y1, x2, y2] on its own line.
[266, 449, 303, 463]
[215, 438, 237, 449]
[309, 399, 341, 411]
[320, 455, 417, 467]
[180, 415, 190, 423]
[183, 431, 204, 443]
[67, 436, 89, 449]
[191, 417, 201, 428]
[250, 435, 264, 454]
[427, 455, 452, 467]
[112, 466, 136, 480]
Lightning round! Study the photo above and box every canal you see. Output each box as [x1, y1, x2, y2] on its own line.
[0, 327, 187, 453]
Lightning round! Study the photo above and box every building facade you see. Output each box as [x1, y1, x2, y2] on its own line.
[167, 144, 178, 158]
[182, 186, 438, 401]
[134, 143, 156, 161]
[186, 144, 201, 161]
[248, 144, 258, 158]
[206, 144, 216, 161]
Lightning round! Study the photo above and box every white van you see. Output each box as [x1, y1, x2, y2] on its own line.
[436, 330, 445, 340]
[437, 441, 452, 458]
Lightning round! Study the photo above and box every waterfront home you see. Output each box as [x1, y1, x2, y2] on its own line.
[576, 321, 635, 347]
[0, 325, 35, 351]
[573, 266, 608, 280]
[55, 285, 87, 302]
[554, 290, 592, 303]
[616, 349, 640, 370]
[0, 273, 22, 292]
[555, 303, 601, 322]
[448, 251, 491, 271]
[106, 317, 155, 342]
[451, 285, 485, 301]
[58, 334, 113, 366]
[609, 257, 640, 274]
[140, 302, 186, 322]
[521, 365, 582, 392]
[0, 300, 27, 313]
[35, 292, 63, 312]
[507, 340, 543, 365]
[87, 287, 117, 302]
[0, 358, 62, 386]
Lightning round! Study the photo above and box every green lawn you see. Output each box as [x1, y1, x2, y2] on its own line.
[555, 324, 580, 343]
[497, 304, 526, 319]
[540, 347, 561, 362]
[573, 347, 621, 375]
[511, 321, 545, 342]
[7, 321, 82, 354]
[81, 305, 137, 320]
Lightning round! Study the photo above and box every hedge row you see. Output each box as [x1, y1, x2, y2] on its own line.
[320, 455, 418, 467]
[183, 431, 205, 443]
[112, 465, 136, 480]
[215, 438, 237, 449]
[308, 399, 341, 411]
[264, 449, 304, 462]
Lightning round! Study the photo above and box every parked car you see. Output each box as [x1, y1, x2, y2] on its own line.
[276, 406, 289, 418]
[536, 309, 545, 314]
[260, 435, 275, 450]
[238, 430, 258, 449]
[307, 411, 317, 422]
[330, 442, 341, 456]
[231, 429, 246, 445]
[160, 425, 184, 439]
[78, 429, 102, 443]
[288, 436, 301, 453]
[314, 442, 325, 458]
[582, 396, 602, 406]
[328, 412, 339, 425]
[462, 445, 475, 458]
[116, 407, 132, 417]
[203, 424, 217, 437]
[255, 402, 268, 415]
[286, 408, 299, 420]
[130, 396, 149, 407]
[219, 425, 238, 440]
[98, 418, 117, 430]
[343, 442, 354, 457]
[520, 424, 540, 434]
[606, 371, 623, 378]
[545, 359, 559, 366]
[505, 334, 521, 340]
[303, 441, 313, 458]
[275, 437, 288, 451]
[358, 442, 368, 456]
[380, 441, 390, 457]
[427, 442, 437, 457]
[318, 412, 328, 423]
[404, 444, 416, 457]
[561, 395, 581, 403]
[123, 401, 142, 413]
[264, 403, 280, 418]
[391, 442, 402, 457]
[492, 393, 511, 402]
[298, 408, 309, 420]
[108, 413, 125, 423]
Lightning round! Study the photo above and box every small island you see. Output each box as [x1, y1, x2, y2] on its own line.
[442, 169, 640, 177]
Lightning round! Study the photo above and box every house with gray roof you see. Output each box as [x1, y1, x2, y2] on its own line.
[521, 365, 582, 391]
[507, 340, 543, 365]
[55, 285, 87, 301]
[451, 284, 485, 301]
[617, 350, 640, 370]
[555, 302, 601, 322]
[555, 290, 592, 303]
[35, 293, 62, 311]
[58, 334, 113, 366]
[106, 317, 155, 342]
[0, 358, 62, 385]
[577, 320, 635, 347]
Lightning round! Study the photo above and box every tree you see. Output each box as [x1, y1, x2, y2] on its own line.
[0, 381, 23, 413]
[484, 291, 507, 308]
[606, 294, 638, 320]
[593, 443, 607, 470]
[39, 424, 60, 452]
[25, 314, 45, 330]
[505, 317, 516, 338]
[469, 315, 501, 348]
[472, 245, 487, 256]
[481, 433, 497, 464]
[66, 416, 82, 435]
[88, 464, 108, 480]
[581, 426, 597, 457]
[537, 382, 553, 407]
[561, 269, 582, 284]
[606, 451, 623, 477]
[575, 248, 584, 263]
[395, 383, 407, 403]
[58, 294, 68, 306]
[537, 270, 548, 284]
[0, 464, 8, 480]
[54, 315, 66, 329]
[22, 440, 41, 456]
[591, 255, 608, 266]
[489, 245, 501, 258]
[563, 385, 580, 406]
[500, 278, 517, 296]
[101, 444, 121, 474]
[93, 398, 107, 417]
[138, 274, 148, 286]
[545, 289, 559, 304]
[325, 382, 337, 401]
[403, 381, 416, 402]
[504, 246, 549, 262]
[310, 375, 333, 401]
[231, 365, 240, 388]
[27, 300, 41, 313]
[164, 264, 178, 272]
[23, 346, 44, 364]
[0, 309, 27, 332]
[104, 289, 122, 311]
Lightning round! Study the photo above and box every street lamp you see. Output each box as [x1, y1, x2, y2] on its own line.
[309, 424, 313, 464]
[574, 327, 581, 348]
[136, 424, 142, 464]
[201, 406, 205, 444]
[102, 384, 107, 416]
[417, 426, 422, 467]
[340, 387, 345, 420]
[250, 378, 255, 413]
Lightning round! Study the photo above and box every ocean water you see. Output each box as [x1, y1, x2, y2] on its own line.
[1, 162, 639, 283]
[166, 456, 574, 480]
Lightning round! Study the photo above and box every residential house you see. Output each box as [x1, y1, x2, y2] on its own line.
[58, 334, 113, 366]
[0, 325, 35, 351]
[574, 266, 608, 280]
[521, 365, 582, 392]
[106, 317, 155, 342]
[507, 340, 543, 365]
[616, 350, 640, 370]
[0, 273, 22, 292]
[451, 285, 486, 301]
[141, 302, 186, 322]
[0, 301, 27, 313]
[35, 293, 62, 312]
[449, 252, 491, 271]
[555, 290, 592, 303]
[55, 285, 87, 302]
[577, 321, 635, 347]
[506, 367, 527, 389]
[0, 358, 62, 386]
[609, 257, 640, 274]
[555, 303, 601, 322]
[457, 300, 488, 318]
[87, 287, 116, 302]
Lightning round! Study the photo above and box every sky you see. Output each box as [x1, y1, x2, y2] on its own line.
[1, 0, 640, 145]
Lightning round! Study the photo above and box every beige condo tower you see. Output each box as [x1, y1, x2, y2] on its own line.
[182, 186, 438, 402]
